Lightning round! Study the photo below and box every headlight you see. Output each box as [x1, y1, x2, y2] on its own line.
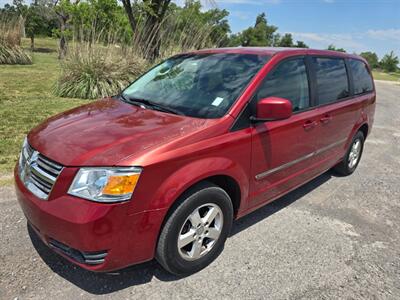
[18, 137, 28, 171]
[68, 167, 142, 203]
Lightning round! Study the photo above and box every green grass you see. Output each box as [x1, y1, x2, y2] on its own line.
[0, 39, 88, 178]
[372, 70, 400, 82]
[21, 37, 59, 51]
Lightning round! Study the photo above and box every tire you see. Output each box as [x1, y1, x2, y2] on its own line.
[333, 131, 365, 176]
[156, 181, 233, 276]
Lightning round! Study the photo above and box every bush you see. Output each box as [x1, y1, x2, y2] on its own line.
[360, 51, 379, 69]
[53, 2, 223, 100]
[53, 44, 148, 99]
[380, 51, 399, 73]
[0, 43, 32, 64]
[0, 17, 32, 65]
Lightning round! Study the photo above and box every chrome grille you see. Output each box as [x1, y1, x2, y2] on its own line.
[18, 139, 63, 200]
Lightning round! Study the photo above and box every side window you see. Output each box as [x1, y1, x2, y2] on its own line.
[348, 59, 374, 94]
[256, 58, 310, 112]
[312, 57, 349, 104]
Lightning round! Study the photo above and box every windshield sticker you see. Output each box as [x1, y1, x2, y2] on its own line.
[211, 97, 224, 107]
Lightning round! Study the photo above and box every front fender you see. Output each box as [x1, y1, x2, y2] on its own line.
[125, 156, 249, 262]
[148, 157, 249, 213]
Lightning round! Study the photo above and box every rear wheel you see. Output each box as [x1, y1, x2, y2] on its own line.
[333, 131, 365, 176]
[156, 182, 233, 275]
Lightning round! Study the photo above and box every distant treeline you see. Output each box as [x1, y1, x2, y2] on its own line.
[1, 0, 311, 60]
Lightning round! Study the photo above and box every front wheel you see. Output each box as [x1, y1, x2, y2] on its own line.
[156, 182, 233, 275]
[333, 131, 365, 176]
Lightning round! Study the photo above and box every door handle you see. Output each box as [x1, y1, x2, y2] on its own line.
[320, 114, 332, 124]
[303, 120, 318, 130]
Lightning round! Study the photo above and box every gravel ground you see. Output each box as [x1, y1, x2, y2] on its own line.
[1, 81, 399, 300]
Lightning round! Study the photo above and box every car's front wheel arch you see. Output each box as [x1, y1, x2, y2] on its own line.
[156, 174, 241, 247]
[155, 180, 234, 275]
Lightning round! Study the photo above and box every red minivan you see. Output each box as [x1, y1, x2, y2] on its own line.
[15, 48, 375, 275]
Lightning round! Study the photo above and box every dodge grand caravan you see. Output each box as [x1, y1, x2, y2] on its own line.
[15, 48, 375, 275]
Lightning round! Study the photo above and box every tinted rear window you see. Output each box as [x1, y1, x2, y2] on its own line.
[348, 59, 374, 94]
[313, 57, 349, 104]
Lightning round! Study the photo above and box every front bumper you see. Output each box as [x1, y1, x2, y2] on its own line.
[14, 166, 167, 272]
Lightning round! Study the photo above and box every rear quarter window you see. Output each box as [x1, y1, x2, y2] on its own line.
[312, 57, 350, 105]
[348, 59, 374, 94]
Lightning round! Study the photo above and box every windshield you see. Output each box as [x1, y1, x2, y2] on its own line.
[122, 53, 270, 118]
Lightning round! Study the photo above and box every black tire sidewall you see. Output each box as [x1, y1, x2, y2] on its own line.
[345, 131, 365, 174]
[157, 184, 233, 275]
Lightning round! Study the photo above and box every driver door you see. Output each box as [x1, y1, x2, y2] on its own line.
[249, 57, 321, 209]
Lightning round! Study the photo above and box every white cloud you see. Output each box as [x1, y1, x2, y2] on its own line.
[288, 30, 400, 59]
[173, 0, 281, 9]
[367, 29, 400, 41]
[290, 32, 365, 50]
[215, 0, 281, 4]
[230, 11, 251, 20]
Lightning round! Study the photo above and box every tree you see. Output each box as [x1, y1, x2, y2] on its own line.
[255, 12, 277, 44]
[169, 1, 231, 49]
[227, 33, 242, 47]
[295, 40, 308, 48]
[277, 33, 293, 47]
[271, 32, 280, 46]
[121, 0, 171, 60]
[120, 0, 231, 59]
[2, 0, 57, 50]
[53, 0, 79, 59]
[359, 52, 379, 69]
[13, 0, 29, 37]
[144, 0, 171, 60]
[229, 13, 277, 47]
[227, 14, 307, 48]
[0, 4, 19, 19]
[120, 0, 138, 35]
[25, 3, 43, 49]
[380, 51, 399, 72]
[202, 8, 231, 47]
[25, 0, 56, 50]
[327, 44, 346, 52]
[66, 0, 128, 44]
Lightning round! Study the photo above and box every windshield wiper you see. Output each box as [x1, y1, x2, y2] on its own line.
[122, 95, 184, 116]
[119, 94, 146, 109]
[119, 93, 130, 103]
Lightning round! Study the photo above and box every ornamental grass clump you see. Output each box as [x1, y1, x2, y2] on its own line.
[53, 44, 148, 99]
[0, 18, 32, 65]
[54, 7, 222, 100]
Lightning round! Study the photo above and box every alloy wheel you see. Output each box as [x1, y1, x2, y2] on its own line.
[177, 203, 223, 261]
[348, 139, 361, 168]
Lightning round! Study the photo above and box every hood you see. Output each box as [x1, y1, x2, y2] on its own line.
[28, 98, 211, 166]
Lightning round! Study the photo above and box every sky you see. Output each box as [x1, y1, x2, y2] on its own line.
[211, 0, 400, 59]
[1, 0, 399, 59]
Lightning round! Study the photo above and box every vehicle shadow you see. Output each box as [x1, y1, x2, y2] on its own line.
[28, 171, 333, 295]
[230, 171, 332, 236]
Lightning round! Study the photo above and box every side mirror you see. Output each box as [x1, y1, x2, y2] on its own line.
[251, 97, 292, 122]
